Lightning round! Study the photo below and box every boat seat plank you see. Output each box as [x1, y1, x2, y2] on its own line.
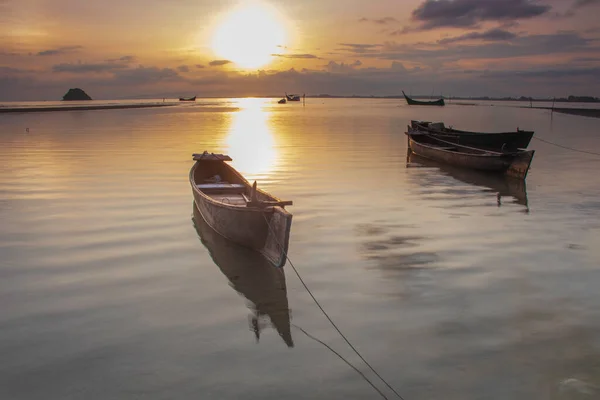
[208, 193, 247, 206]
[197, 183, 245, 189]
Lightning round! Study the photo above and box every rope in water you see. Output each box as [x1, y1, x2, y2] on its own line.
[262, 213, 406, 400]
[291, 324, 391, 400]
[533, 136, 600, 157]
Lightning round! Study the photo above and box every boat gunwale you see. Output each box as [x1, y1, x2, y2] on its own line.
[411, 120, 534, 136]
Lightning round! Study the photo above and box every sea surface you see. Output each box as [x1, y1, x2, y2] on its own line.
[1, 98, 599, 400]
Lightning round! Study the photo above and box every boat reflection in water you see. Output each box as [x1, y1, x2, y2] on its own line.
[407, 149, 529, 209]
[192, 205, 293, 348]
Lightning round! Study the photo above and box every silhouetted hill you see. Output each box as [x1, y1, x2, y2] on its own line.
[62, 88, 92, 101]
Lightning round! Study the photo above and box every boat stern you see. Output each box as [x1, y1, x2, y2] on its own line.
[506, 150, 535, 179]
[261, 207, 293, 268]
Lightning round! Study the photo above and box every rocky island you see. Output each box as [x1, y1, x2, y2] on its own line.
[62, 88, 92, 101]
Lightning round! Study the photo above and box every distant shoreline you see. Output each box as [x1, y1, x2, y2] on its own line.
[0, 103, 175, 114]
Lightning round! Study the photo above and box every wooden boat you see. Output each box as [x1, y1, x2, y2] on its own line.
[406, 149, 528, 208]
[285, 93, 301, 102]
[278, 98, 287, 104]
[411, 120, 534, 151]
[179, 96, 196, 101]
[192, 205, 293, 347]
[189, 151, 293, 268]
[406, 127, 535, 179]
[402, 91, 445, 106]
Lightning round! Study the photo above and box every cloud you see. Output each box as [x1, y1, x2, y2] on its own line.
[359, 17, 398, 24]
[343, 31, 594, 63]
[272, 53, 320, 59]
[52, 62, 129, 73]
[573, 0, 600, 8]
[337, 43, 382, 54]
[0, 51, 20, 57]
[111, 66, 181, 85]
[105, 55, 136, 63]
[562, 0, 600, 17]
[411, 0, 551, 29]
[324, 60, 362, 73]
[37, 46, 83, 56]
[177, 65, 189, 72]
[209, 59, 232, 66]
[481, 66, 600, 79]
[196, 64, 205, 69]
[438, 28, 518, 44]
[391, 61, 407, 71]
[0, 66, 32, 75]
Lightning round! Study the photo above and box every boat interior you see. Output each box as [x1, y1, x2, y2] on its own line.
[409, 131, 499, 155]
[193, 160, 273, 206]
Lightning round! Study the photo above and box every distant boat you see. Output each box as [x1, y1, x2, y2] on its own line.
[402, 91, 445, 106]
[411, 120, 534, 151]
[278, 98, 287, 104]
[189, 151, 293, 268]
[406, 126, 535, 179]
[192, 205, 293, 348]
[285, 93, 301, 102]
[179, 96, 196, 101]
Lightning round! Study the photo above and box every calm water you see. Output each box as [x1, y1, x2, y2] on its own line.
[1, 98, 599, 400]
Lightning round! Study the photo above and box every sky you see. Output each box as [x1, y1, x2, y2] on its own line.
[1, 0, 600, 100]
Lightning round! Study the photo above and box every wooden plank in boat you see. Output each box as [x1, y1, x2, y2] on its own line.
[197, 183, 245, 190]
[209, 193, 247, 206]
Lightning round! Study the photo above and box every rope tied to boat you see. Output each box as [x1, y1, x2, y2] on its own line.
[532, 136, 600, 157]
[261, 213, 407, 400]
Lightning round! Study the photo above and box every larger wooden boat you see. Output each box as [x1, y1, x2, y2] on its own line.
[285, 93, 301, 102]
[189, 152, 293, 268]
[402, 91, 445, 106]
[179, 96, 196, 102]
[406, 127, 535, 179]
[192, 205, 293, 347]
[411, 120, 534, 151]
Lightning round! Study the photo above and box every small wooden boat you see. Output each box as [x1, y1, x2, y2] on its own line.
[411, 120, 534, 151]
[285, 93, 301, 102]
[278, 98, 287, 104]
[192, 205, 293, 347]
[406, 150, 528, 208]
[402, 91, 445, 106]
[179, 96, 196, 102]
[189, 151, 293, 268]
[406, 127, 535, 179]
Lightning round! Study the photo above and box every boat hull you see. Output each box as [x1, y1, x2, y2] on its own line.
[412, 121, 534, 150]
[189, 159, 292, 268]
[408, 135, 535, 179]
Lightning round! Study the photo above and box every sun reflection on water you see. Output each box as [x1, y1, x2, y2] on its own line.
[223, 98, 280, 181]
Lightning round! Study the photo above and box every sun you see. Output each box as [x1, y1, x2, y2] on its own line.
[211, 3, 287, 69]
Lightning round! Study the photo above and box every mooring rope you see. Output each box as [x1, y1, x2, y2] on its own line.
[262, 213, 406, 400]
[291, 324, 392, 400]
[532, 136, 600, 157]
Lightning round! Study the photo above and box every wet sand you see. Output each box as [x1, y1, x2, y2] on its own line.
[0, 103, 175, 113]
